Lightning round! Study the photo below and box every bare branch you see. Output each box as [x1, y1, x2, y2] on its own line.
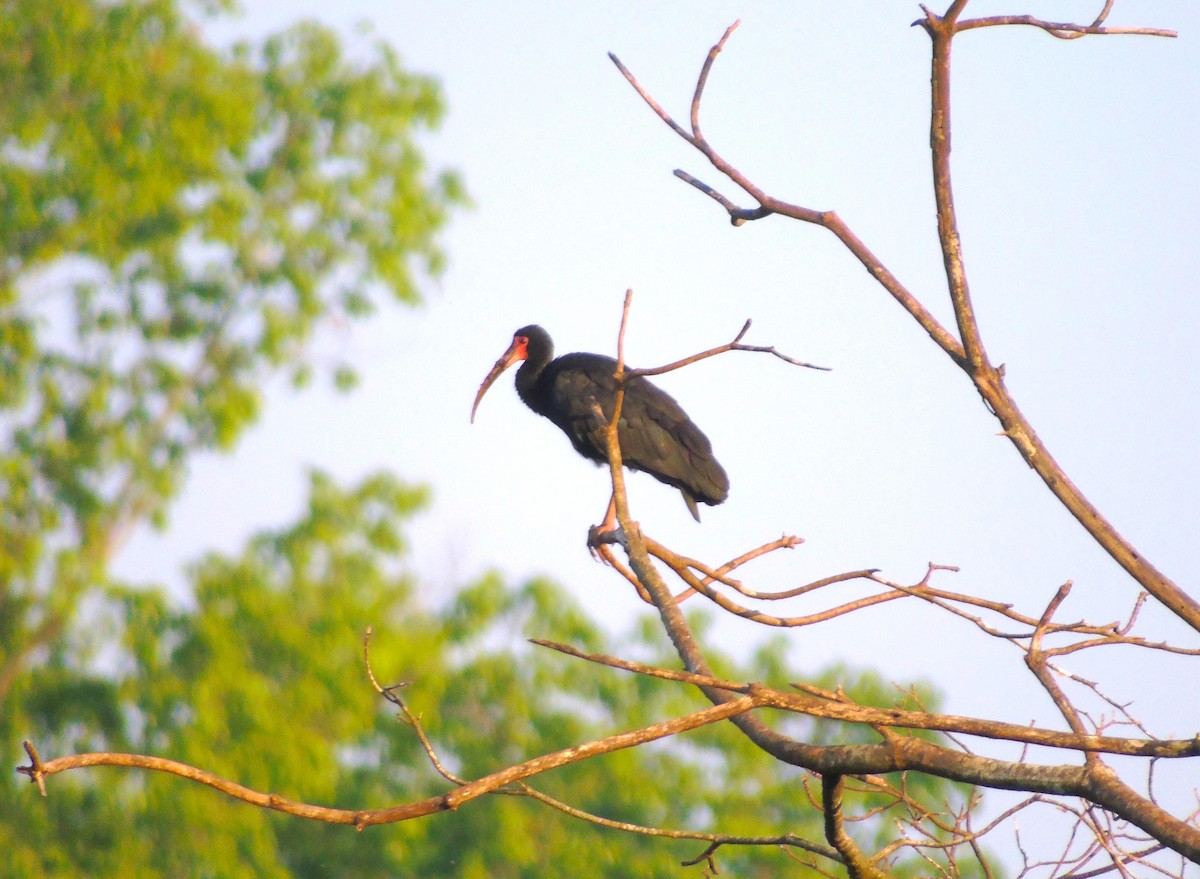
[19, 741, 47, 797]
[17, 696, 762, 828]
[594, 542, 654, 602]
[690, 20, 741, 143]
[624, 317, 830, 378]
[658, 534, 809, 603]
[614, 12, 1200, 631]
[512, 779, 844, 869]
[529, 639, 1200, 760]
[824, 774, 892, 879]
[1026, 583, 1101, 772]
[673, 168, 774, 225]
[370, 632, 846, 867]
[925, 6, 1195, 631]
[607, 52, 692, 143]
[650, 543, 910, 628]
[955, 14, 1176, 39]
[611, 32, 968, 365]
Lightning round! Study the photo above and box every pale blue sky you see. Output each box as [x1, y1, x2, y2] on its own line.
[116, 1, 1199, 862]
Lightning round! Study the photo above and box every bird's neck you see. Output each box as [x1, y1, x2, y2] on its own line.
[515, 361, 549, 415]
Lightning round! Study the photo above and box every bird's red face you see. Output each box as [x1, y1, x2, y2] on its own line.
[470, 332, 531, 423]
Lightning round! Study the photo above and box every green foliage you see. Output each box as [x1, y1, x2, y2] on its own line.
[0, 0, 463, 874]
[0, 0, 463, 727]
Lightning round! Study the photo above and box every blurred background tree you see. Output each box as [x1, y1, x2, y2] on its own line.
[1, 0, 465, 870]
[1, 1, 970, 875]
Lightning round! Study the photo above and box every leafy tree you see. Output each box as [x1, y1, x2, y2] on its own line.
[0, 0, 461, 711]
[1, 0, 459, 869]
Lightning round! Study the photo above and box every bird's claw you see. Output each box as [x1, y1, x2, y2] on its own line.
[587, 525, 622, 563]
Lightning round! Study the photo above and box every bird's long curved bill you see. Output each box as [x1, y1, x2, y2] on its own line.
[470, 341, 523, 423]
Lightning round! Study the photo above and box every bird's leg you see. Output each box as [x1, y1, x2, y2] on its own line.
[586, 494, 620, 561]
[599, 492, 618, 534]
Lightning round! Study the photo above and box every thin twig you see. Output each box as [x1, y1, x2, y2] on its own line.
[690, 21, 741, 143]
[370, 639, 843, 866]
[511, 780, 842, 868]
[625, 318, 830, 377]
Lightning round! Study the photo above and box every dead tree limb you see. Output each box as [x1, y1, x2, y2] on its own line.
[609, 5, 1200, 634]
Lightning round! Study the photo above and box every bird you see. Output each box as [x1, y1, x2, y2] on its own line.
[471, 325, 729, 523]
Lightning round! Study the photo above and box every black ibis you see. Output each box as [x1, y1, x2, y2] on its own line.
[471, 325, 729, 522]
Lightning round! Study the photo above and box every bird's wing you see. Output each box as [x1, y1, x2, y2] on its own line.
[618, 377, 729, 504]
[545, 361, 617, 463]
[543, 360, 729, 506]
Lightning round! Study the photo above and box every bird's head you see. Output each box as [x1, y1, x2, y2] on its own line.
[470, 326, 551, 422]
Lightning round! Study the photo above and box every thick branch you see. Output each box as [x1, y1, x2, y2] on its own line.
[918, 7, 1200, 632]
[824, 774, 892, 879]
[924, 9, 988, 372]
[532, 639, 1200, 760]
[975, 367, 1200, 632]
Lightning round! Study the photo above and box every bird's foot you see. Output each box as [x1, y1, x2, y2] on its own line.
[592, 542, 618, 566]
[587, 525, 622, 563]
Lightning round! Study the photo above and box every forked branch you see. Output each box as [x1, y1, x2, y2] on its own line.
[951, 2, 1177, 40]
[609, 7, 1200, 633]
[530, 639, 1200, 760]
[363, 630, 844, 867]
[627, 318, 830, 377]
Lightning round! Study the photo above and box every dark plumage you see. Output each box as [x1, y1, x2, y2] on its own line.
[471, 325, 728, 520]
